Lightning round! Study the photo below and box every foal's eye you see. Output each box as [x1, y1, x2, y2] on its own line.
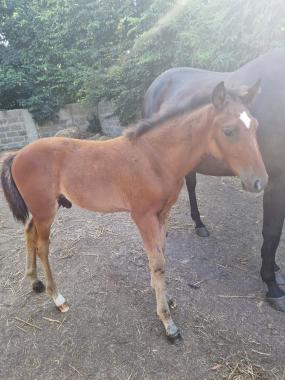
[223, 128, 235, 138]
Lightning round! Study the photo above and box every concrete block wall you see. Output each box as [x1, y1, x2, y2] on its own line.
[0, 109, 38, 150]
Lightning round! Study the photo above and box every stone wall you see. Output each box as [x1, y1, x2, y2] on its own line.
[98, 100, 124, 137]
[38, 103, 97, 138]
[0, 101, 124, 151]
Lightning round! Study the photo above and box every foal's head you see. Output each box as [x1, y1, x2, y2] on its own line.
[207, 80, 268, 192]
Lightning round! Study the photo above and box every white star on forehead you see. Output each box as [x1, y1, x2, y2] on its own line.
[239, 111, 251, 129]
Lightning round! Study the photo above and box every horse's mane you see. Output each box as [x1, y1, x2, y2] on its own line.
[125, 84, 246, 141]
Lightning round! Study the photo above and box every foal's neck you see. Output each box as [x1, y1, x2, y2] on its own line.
[143, 104, 214, 180]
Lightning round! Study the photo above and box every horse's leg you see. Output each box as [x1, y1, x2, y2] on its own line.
[133, 213, 181, 343]
[185, 171, 209, 237]
[274, 262, 285, 286]
[260, 178, 285, 311]
[24, 218, 45, 293]
[34, 218, 69, 312]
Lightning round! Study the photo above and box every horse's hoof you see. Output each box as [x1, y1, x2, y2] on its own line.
[57, 302, 70, 313]
[275, 269, 285, 286]
[167, 330, 183, 345]
[195, 226, 210, 237]
[32, 280, 45, 293]
[266, 295, 285, 312]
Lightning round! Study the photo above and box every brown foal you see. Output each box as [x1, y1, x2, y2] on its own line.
[1, 82, 268, 342]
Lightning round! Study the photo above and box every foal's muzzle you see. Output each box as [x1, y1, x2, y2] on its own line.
[254, 179, 263, 192]
[241, 173, 268, 193]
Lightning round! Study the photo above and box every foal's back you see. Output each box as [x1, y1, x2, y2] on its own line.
[11, 136, 170, 217]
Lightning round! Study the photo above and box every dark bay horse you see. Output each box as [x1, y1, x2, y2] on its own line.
[1, 82, 267, 342]
[143, 47, 285, 312]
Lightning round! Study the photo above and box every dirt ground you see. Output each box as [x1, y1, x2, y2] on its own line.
[0, 152, 285, 380]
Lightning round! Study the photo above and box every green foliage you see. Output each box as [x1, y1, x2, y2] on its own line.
[102, 0, 285, 124]
[0, 0, 86, 121]
[0, 0, 284, 124]
[173, 0, 285, 70]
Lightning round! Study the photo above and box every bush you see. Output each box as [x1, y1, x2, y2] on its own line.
[1, 0, 284, 124]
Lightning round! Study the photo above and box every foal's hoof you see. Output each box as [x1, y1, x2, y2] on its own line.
[32, 280, 45, 293]
[275, 269, 285, 286]
[167, 330, 183, 345]
[166, 323, 183, 345]
[266, 295, 285, 312]
[57, 302, 70, 313]
[195, 226, 210, 237]
[168, 298, 177, 309]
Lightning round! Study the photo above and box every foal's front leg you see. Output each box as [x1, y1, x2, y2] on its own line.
[133, 213, 182, 343]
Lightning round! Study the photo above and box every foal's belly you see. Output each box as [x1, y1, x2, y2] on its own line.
[195, 155, 234, 176]
[60, 173, 131, 214]
[62, 185, 130, 214]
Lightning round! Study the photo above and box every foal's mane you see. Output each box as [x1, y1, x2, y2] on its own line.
[125, 85, 246, 141]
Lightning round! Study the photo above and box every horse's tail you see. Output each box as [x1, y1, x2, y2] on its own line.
[1, 154, 29, 224]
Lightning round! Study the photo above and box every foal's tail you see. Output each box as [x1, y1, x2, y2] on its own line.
[1, 154, 29, 224]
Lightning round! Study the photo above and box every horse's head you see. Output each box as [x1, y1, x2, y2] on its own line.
[207, 80, 268, 192]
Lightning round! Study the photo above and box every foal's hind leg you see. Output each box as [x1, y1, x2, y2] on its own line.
[185, 171, 209, 237]
[24, 218, 45, 293]
[34, 218, 69, 312]
[133, 213, 181, 343]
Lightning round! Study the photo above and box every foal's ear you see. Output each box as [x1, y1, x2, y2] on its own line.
[212, 81, 226, 110]
[239, 78, 261, 105]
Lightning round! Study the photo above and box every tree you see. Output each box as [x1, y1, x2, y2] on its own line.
[0, 0, 284, 124]
[94, 0, 285, 124]
[0, 0, 84, 121]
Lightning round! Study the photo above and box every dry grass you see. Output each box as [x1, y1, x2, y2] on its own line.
[217, 356, 271, 380]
